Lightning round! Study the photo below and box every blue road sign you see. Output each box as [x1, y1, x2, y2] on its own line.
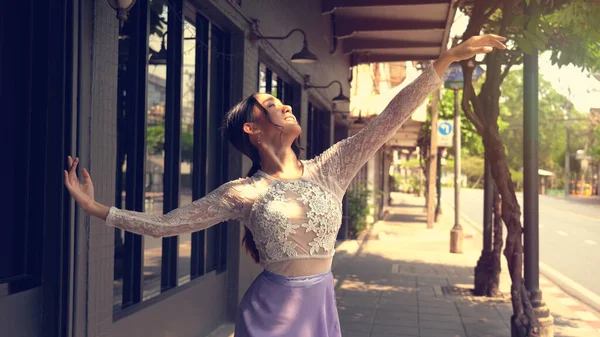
[443, 63, 484, 83]
[438, 121, 453, 136]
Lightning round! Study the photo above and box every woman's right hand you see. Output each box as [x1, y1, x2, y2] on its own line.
[64, 156, 95, 214]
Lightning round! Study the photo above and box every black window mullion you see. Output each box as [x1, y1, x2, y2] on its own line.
[161, 0, 183, 292]
[217, 30, 231, 273]
[122, 0, 148, 307]
[190, 13, 209, 279]
[205, 23, 226, 273]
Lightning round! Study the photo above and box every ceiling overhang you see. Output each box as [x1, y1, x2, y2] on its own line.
[324, 0, 456, 66]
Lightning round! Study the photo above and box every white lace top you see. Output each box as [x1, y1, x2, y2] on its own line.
[105, 66, 442, 276]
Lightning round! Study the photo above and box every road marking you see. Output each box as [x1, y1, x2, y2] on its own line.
[584, 240, 597, 245]
[557, 230, 568, 236]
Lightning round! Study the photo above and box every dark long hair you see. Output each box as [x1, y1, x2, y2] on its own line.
[221, 93, 304, 263]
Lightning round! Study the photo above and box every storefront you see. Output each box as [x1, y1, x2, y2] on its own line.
[2, 1, 453, 336]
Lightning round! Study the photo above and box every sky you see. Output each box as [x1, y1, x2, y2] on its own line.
[451, 12, 600, 113]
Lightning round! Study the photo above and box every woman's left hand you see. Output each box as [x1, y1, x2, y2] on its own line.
[444, 34, 507, 62]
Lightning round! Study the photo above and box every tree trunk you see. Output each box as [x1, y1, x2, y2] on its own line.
[488, 186, 503, 297]
[457, 0, 540, 332]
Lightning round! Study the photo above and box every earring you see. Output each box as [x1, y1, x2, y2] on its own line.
[257, 134, 261, 144]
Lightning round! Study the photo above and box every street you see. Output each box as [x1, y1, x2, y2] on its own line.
[442, 188, 600, 298]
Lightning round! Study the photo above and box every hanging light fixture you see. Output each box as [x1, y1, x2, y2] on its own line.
[149, 32, 167, 65]
[249, 20, 318, 64]
[304, 77, 350, 103]
[106, 0, 137, 27]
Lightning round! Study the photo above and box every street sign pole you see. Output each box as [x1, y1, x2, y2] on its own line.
[450, 88, 463, 254]
[442, 63, 483, 254]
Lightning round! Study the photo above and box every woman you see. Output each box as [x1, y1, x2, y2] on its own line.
[65, 35, 506, 336]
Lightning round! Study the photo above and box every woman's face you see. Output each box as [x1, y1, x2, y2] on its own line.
[251, 93, 301, 141]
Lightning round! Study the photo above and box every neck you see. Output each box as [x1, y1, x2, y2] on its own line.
[258, 143, 302, 179]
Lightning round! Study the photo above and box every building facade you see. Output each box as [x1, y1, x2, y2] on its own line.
[2, 0, 454, 336]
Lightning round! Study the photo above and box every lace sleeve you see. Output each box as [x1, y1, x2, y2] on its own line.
[312, 65, 442, 193]
[105, 178, 250, 238]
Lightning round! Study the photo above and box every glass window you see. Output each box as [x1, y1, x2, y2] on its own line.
[143, 3, 168, 301]
[113, 5, 234, 311]
[258, 63, 267, 93]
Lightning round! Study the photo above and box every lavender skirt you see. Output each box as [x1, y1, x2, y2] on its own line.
[234, 269, 341, 337]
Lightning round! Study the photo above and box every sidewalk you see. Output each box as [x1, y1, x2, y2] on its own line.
[332, 192, 600, 337]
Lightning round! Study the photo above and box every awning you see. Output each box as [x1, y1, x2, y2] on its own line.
[324, 0, 456, 66]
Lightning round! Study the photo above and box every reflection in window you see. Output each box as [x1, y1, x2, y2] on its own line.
[143, 3, 168, 301]
[178, 19, 195, 285]
[258, 63, 267, 93]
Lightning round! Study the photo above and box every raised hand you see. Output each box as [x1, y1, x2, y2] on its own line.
[444, 34, 507, 62]
[64, 156, 95, 213]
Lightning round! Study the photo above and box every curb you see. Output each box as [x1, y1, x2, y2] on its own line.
[540, 261, 600, 315]
[441, 197, 600, 317]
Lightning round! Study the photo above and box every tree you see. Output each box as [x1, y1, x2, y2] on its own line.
[498, 68, 588, 189]
[456, 0, 600, 335]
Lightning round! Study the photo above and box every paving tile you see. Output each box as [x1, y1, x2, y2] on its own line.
[457, 307, 501, 318]
[461, 316, 508, 326]
[337, 298, 379, 309]
[373, 311, 418, 327]
[339, 312, 375, 324]
[418, 305, 459, 316]
[378, 309, 418, 318]
[338, 307, 376, 319]
[419, 313, 462, 323]
[339, 321, 372, 332]
[371, 324, 419, 336]
[419, 328, 467, 337]
[419, 299, 458, 309]
[464, 326, 511, 337]
[340, 330, 369, 337]
[370, 333, 418, 337]
[378, 302, 420, 313]
[380, 297, 419, 307]
[419, 319, 465, 331]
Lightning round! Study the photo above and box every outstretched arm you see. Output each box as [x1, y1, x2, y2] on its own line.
[310, 34, 506, 193]
[314, 64, 443, 193]
[104, 179, 249, 238]
[64, 156, 249, 238]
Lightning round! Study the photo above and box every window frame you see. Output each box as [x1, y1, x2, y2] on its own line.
[113, 1, 233, 317]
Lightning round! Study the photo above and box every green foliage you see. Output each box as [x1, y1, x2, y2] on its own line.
[496, 68, 590, 186]
[544, 0, 600, 71]
[181, 130, 194, 163]
[347, 182, 379, 237]
[146, 123, 165, 155]
[462, 155, 485, 188]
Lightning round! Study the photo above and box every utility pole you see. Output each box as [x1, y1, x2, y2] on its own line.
[522, 5, 554, 333]
[450, 88, 463, 254]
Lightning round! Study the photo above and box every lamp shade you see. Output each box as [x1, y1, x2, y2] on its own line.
[106, 0, 136, 10]
[332, 92, 350, 103]
[291, 43, 318, 64]
[106, 0, 136, 25]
